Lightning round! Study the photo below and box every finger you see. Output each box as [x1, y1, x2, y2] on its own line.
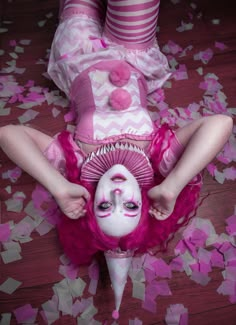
[82, 188, 91, 201]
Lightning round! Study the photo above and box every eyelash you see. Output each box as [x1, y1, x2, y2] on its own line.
[98, 201, 139, 211]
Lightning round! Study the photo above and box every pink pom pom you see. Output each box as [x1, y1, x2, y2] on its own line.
[112, 310, 119, 320]
[109, 63, 131, 87]
[109, 88, 132, 111]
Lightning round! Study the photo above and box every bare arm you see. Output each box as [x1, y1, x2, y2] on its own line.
[0, 125, 90, 218]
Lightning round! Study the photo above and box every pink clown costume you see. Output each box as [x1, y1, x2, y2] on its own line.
[43, 0, 202, 319]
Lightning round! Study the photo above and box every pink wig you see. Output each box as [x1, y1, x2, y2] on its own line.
[57, 127, 201, 265]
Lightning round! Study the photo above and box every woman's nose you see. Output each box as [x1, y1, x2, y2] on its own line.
[112, 189, 122, 207]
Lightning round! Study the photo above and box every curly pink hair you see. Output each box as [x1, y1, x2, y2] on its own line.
[56, 127, 201, 265]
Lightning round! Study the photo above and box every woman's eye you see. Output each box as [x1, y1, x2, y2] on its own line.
[124, 202, 139, 210]
[98, 202, 112, 210]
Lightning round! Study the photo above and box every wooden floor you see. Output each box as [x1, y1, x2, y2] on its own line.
[0, 0, 236, 324]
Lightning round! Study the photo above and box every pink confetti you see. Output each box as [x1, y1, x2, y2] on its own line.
[165, 304, 188, 325]
[163, 40, 183, 55]
[0, 223, 11, 242]
[217, 279, 235, 296]
[155, 280, 172, 296]
[152, 258, 172, 278]
[64, 110, 76, 122]
[215, 41, 228, 50]
[225, 215, 236, 236]
[13, 304, 38, 323]
[194, 48, 214, 64]
[141, 295, 157, 313]
[9, 40, 17, 47]
[170, 256, 184, 272]
[2, 166, 22, 183]
[144, 269, 157, 283]
[223, 167, 236, 181]
[207, 163, 217, 176]
[190, 270, 211, 286]
[173, 64, 188, 81]
[210, 249, 225, 268]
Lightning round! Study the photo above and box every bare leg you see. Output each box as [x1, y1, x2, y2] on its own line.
[0, 125, 90, 219]
[148, 114, 233, 220]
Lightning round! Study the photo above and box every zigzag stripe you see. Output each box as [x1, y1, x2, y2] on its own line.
[93, 117, 153, 136]
[94, 126, 153, 139]
[94, 118, 153, 132]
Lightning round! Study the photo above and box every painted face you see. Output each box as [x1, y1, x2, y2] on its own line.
[94, 164, 142, 237]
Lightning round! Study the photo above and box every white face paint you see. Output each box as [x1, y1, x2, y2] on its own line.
[94, 164, 142, 237]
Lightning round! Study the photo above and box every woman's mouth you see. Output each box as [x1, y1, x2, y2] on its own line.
[111, 174, 126, 182]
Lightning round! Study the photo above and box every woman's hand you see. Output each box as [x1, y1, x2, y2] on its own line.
[53, 180, 91, 219]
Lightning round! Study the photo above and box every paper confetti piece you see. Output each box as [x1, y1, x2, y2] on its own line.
[196, 67, 203, 75]
[165, 304, 188, 325]
[0, 277, 22, 294]
[217, 279, 235, 296]
[0, 223, 11, 242]
[35, 220, 54, 236]
[194, 48, 214, 64]
[0, 313, 11, 325]
[0, 28, 8, 33]
[41, 295, 60, 324]
[2, 166, 22, 182]
[141, 295, 157, 313]
[215, 41, 228, 50]
[13, 304, 38, 324]
[19, 39, 31, 45]
[38, 20, 47, 27]
[211, 19, 220, 25]
[0, 106, 11, 116]
[18, 109, 39, 124]
[152, 258, 172, 278]
[176, 21, 194, 32]
[0, 249, 22, 264]
[5, 192, 26, 213]
[223, 167, 236, 181]
[132, 280, 146, 300]
[129, 318, 143, 325]
[80, 303, 98, 320]
[68, 278, 87, 298]
[190, 270, 211, 286]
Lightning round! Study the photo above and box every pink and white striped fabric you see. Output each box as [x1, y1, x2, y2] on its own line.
[60, 0, 106, 22]
[48, 0, 171, 97]
[104, 0, 160, 48]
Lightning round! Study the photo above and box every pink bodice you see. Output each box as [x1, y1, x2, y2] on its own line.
[70, 60, 155, 145]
